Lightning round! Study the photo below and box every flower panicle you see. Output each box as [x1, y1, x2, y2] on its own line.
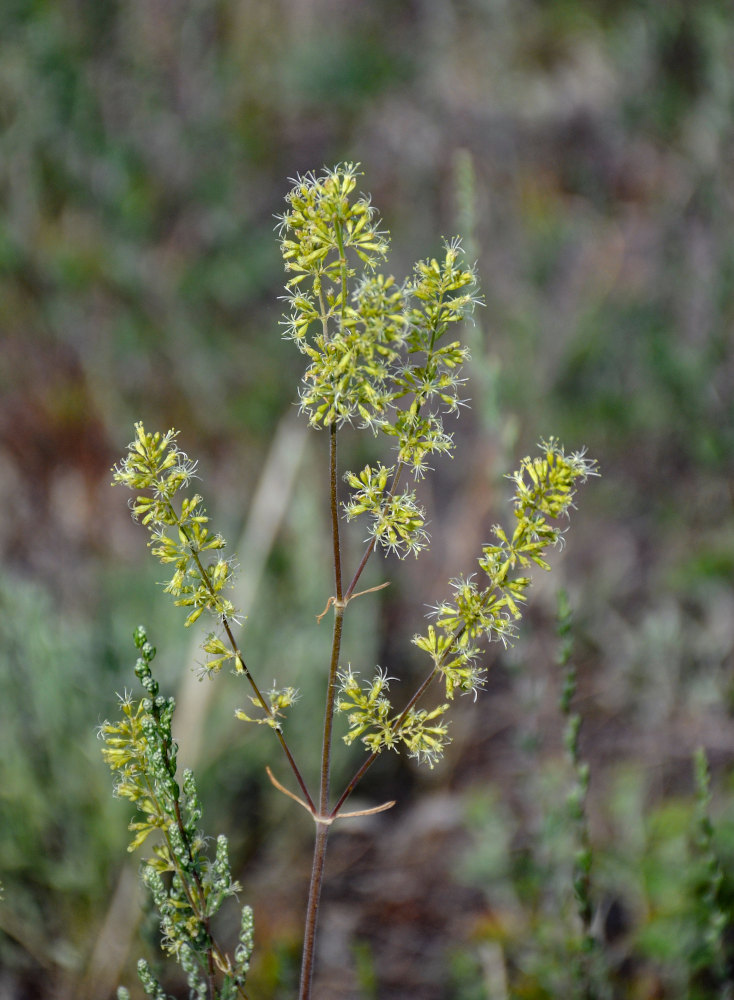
[113, 422, 243, 672]
[413, 439, 598, 708]
[276, 162, 390, 290]
[336, 666, 450, 769]
[342, 463, 429, 558]
[279, 165, 481, 487]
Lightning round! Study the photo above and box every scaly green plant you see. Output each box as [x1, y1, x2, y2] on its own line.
[103, 163, 597, 999]
[99, 628, 254, 1000]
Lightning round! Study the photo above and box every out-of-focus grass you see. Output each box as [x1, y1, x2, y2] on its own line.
[1, 0, 733, 996]
[0, 573, 128, 986]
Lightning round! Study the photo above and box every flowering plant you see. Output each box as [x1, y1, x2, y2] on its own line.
[101, 164, 597, 999]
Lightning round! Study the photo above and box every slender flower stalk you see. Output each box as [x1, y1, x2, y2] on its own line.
[297, 461, 355, 1000]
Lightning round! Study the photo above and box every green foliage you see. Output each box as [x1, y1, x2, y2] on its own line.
[602, 762, 734, 1000]
[689, 748, 729, 996]
[458, 663, 734, 1000]
[0, 572, 130, 987]
[100, 626, 253, 1000]
[555, 590, 608, 1000]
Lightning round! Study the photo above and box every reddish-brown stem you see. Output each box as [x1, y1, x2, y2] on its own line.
[219, 621, 315, 814]
[328, 747, 377, 820]
[329, 423, 344, 606]
[343, 537, 376, 603]
[299, 822, 329, 1000]
[319, 424, 345, 809]
[299, 424, 345, 1000]
[170, 510, 315, 815]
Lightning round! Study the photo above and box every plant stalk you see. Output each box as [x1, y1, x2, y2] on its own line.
[299, 424, 344, 999]
[298, 822, 330, 1000]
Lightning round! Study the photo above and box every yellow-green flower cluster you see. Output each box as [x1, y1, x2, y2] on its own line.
[296, 273, 408, 429]
[343, 463, 428, 558]
[235, 683, 299, 728]
[278, 165, 393, 428]
[98, 646, 178, 852]
[414, 439, 599, 704]
[99, 630, 225, 873]
[336, 667, 450, 768]
[384, 237, 478, 474]
[278, 161, 389, 294]
[412, 622, 485, 700]
[278, 165, 482, 562]
[113, 422, 241, 673]
[278, 167, 481, 548]
[338, 239, 479, 551]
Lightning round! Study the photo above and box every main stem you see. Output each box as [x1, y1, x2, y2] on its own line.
[299, 424, 344, 1000]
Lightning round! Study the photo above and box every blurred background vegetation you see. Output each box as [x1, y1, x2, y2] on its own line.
[1, 0, 733, 997]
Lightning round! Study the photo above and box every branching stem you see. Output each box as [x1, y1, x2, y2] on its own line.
[328, 665, 439, 819]
[171, 503, 316, 815]
[330, 623, 468, 817]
